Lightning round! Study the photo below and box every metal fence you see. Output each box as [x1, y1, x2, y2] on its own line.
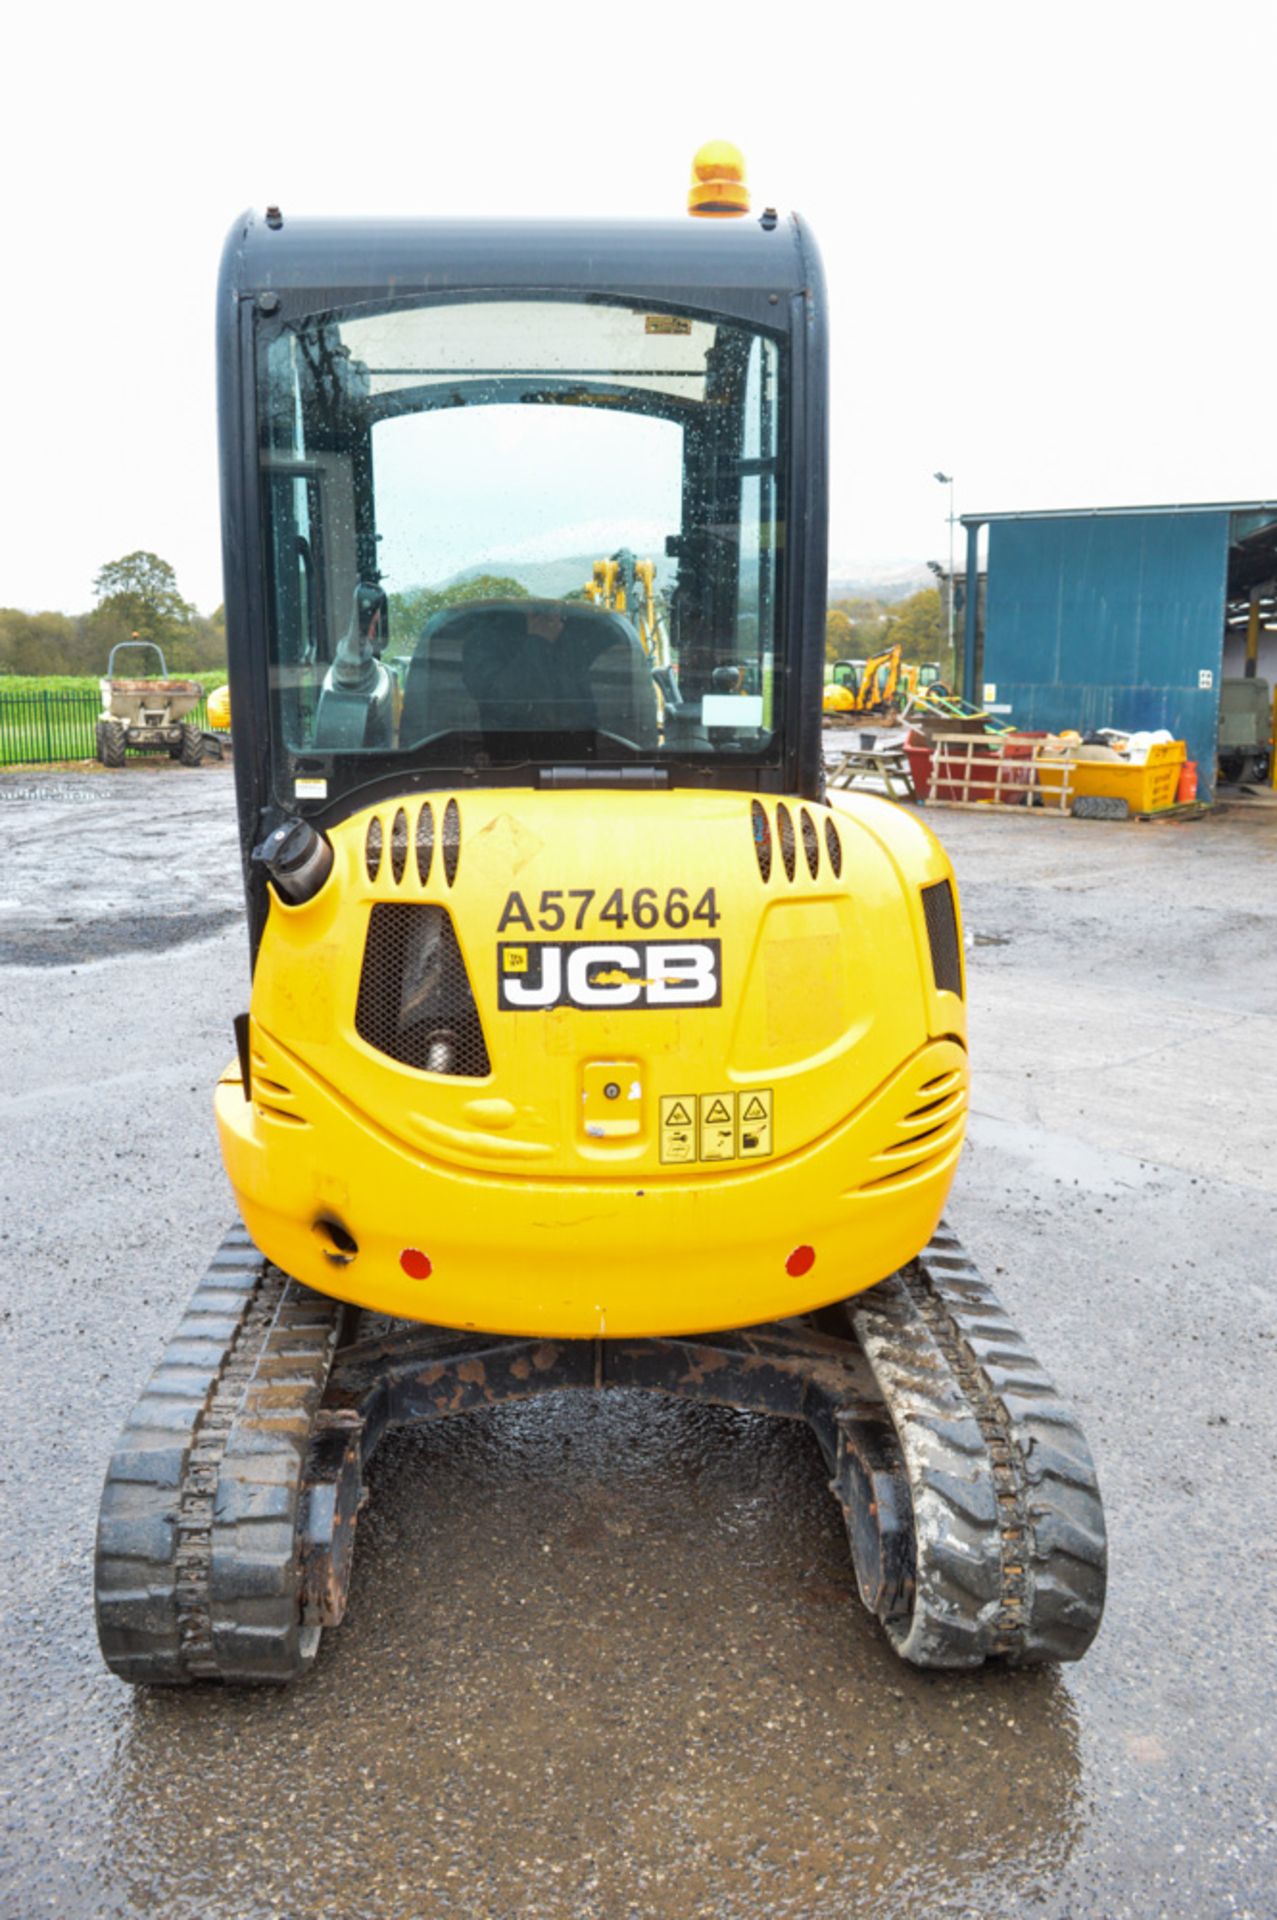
[0, 690, 212, 767]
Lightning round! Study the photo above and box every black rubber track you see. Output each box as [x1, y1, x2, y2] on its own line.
[95, 1219, 1104, 1683]
[95, 1225, 344, 1685]
[851, 1221, 1107, 1668]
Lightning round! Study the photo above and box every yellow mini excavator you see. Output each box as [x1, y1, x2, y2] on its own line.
[823, 645, 904, 718]
[95, 148, 1105, 1684]
[584, 551, 669, 667]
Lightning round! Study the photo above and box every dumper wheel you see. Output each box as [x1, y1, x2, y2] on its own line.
[95, 719, 126, 767]
[179, 724, 204, 767]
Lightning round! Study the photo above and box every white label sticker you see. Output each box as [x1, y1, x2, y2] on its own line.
[295, 777, 328, 799]
[702, 693, 765, 728]
[982, 683, 998, 703]
[1198, 670, 1214, 690]
[498, 940, 721, 1011]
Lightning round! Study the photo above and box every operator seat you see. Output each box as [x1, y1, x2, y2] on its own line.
[398, 600, 657, 750]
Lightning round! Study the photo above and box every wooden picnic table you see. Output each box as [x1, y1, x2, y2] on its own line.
[826, 744, 916, 802]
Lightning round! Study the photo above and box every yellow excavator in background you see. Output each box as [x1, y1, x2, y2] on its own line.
[584, 550, 669, 667]
[823, 644, 903, 718]
[823, 649, 949, 719]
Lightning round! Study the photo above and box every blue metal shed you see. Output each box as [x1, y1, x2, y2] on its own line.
[959, 502, 1277, 801]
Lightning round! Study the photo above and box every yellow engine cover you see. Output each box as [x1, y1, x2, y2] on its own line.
[215, 787, 968, 1336]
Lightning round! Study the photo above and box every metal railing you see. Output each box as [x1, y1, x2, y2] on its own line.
[0, 690, 211, 767]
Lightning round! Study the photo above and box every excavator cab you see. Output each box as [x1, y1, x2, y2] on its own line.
[94, 185, 1105, 1687]
[225, 217, 825, 886]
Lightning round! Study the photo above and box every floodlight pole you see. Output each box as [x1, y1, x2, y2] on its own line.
[934, 472, 955, 673]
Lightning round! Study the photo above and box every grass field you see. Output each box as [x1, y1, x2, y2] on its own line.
[0, 675, 224, 766]
[0, 670, 227, 695]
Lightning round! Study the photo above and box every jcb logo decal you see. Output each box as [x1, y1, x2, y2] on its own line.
[498, 940, 722, 1011]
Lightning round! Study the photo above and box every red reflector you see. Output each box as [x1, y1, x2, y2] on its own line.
[400, 1248, 432, 1280]
[786, 1245, 815, 1278]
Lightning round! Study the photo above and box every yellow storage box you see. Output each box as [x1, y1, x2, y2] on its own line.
[1035, 738, 1185, 813]
[1069, 739, 1185, 812]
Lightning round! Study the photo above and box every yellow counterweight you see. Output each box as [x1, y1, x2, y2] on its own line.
[216, 787, 967, 1338]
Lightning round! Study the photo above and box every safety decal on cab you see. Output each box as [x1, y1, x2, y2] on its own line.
[659, 1090, 774, 1165]
[497, 939, 721, 1011]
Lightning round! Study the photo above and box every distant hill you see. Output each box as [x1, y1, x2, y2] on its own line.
[827, 559, 932, 603]
[425, 553, 932, 604]
[438, 556, 614, 600]
[435, 554, 676, 601]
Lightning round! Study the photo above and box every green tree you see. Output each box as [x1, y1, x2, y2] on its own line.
[0, 609, 82, 676]
[825, 608, 855, 663]
[825, 597, 894, 664]
[885, 587, 946, 670]
[92, 551, 195, 648]
[387, 574, 530, 653]
[832, 595, 892, 626]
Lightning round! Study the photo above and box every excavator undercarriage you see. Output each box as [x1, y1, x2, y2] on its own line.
[96, 1219, 1105, 1684]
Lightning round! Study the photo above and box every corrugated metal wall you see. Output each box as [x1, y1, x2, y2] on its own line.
[982, 511, 1229, 797]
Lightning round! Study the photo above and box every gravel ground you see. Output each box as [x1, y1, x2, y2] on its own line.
[1, 765, 1275, 1920]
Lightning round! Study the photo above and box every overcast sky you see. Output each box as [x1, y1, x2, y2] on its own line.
[2, 0, 1272, 615]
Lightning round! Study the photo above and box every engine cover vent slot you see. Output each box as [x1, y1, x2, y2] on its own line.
[416, 802, 434, 886]
[390, 808, 409, 885]
[356, 904, 490, 1077]
[442, 798, 461, 887]
[921, 880, 963, 998]
[750, 799, 772, 882]
[824, 817, 842, 877]
[861, 1065, 967, 1193]
[364, 816, 383, 882]
[800, 808, 820, 879]
[776, 803, 796, 882]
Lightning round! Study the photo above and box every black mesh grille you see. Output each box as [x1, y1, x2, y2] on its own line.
[776, 803, 796, 881]
[921, 880, 963, 998]
[824, 816, 843, 877]
[356, 904, 491, 1076]
[800, 808, 820, 878]
[750, 799, 772, 881]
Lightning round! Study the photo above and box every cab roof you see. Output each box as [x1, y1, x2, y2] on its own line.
[220, 209, 821, 332]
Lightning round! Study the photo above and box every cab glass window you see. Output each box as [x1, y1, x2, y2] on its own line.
[258, 298, 785, 775]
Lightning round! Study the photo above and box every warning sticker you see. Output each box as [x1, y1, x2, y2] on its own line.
[659, 1096, 697, 1164]
[738, 1090, 773, 1159]
[699, 1093, 737, 1162]
[660, 1089, 775, 1164]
